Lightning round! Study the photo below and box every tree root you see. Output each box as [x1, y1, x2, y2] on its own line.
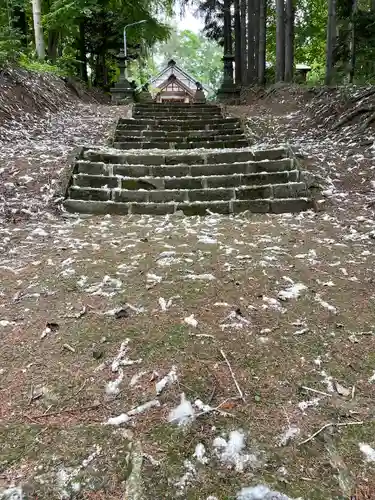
[360, 111, 375, 130]
[352, 87, 375, 103]
[332, 106, 375, 130]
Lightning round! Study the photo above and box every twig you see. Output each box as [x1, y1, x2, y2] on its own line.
[195, 398, 236, 418]
[282, 405, 291, 427]
[63, 343, 75, 353]
[25, 402, 101, 420]
[190, 333, 215, 339]
[301, 386, 332, 398]
[28, 383, 34, 405]
[208, 386, 216, 404]
[220, 348, 245, 402]
[299, 420, 365, 446]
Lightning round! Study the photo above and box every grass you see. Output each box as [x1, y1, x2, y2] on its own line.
[1, 209, 375, 499]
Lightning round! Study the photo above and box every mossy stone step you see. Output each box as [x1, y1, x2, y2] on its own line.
[82, 148, 288, 166]
[63, 198, 314, 216]
[74, 158, 295, 177]
[112, 140, 250, 150]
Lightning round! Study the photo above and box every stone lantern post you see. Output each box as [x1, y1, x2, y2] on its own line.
[110, 49, 135, 104]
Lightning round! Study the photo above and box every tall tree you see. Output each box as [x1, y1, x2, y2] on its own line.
[240, 0, 247, 82]
[253, 0, 260, 78]
[348, 0, 357, 83]
[325, 0, 336, 84]
[284, 0, 294, 81]
[258, 0, 266, 84]
[31, 0, 45, 59]
[234, 0, 242, 84]
[275, 0, 285, 81]
[247, 0, 256, 83]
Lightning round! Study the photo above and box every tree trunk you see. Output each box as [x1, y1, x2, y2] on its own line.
[284, 0, 295, 82]
[11, 7, 28, 46]
[275, 0, 285, 82]
[325, 0, 336, 85]
[349, 0, 357, 83]
[31, 0, 45, 60]
[258, 0, 267, 84]
[247, 0, 256, 84]
[234, 0, 242, 84]
[254, 0, 260, 79]
[47, 31, 59, 64]
[240, 0, 247, 83]
[79, 21, 88, 83]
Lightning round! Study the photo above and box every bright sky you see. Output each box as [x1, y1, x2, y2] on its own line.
[165, 3, 204, 34]
[174, 8, 205, 33]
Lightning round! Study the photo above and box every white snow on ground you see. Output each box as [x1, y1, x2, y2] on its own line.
[359, 443, 375, 462]
[0, 487, 23, 500]
[168, 393, 195, 426]
[213, 431, 259, 472]
[156, 365, 178, 394]
[237, 485, 302, 500]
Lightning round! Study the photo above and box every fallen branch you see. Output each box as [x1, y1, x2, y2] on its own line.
[352, 87, 375, 103]
[301, 386, 332, 398]
[332, 106, 375, 130]
[299, 420, 366, 446]
[360, 111, 375, 131]
[220, 348, 245, 402]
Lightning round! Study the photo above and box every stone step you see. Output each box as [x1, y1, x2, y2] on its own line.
[113, 128, 244, 139]
[118, 117, 240, 127]
[69, 182, 307, 205]
[75, 158, 295, 177]
[73, 170, 300, 191]
[82, 147, 288, 166]
[133, 108, 223, 115]
[112, 139, 250, 150]
[133, 113, 223, 121]
[133, 109, 223, 116]
[64, 198, 314, 216]
[116, 121, 241, 132]
[113, 134, 247, 144]
[133, 104, 221, 110]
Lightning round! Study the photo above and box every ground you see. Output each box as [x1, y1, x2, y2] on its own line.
[1, 86, 375, 500]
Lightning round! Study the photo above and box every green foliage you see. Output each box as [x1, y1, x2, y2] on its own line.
[18, 53, 67, 75]
[0, 27, 21, 66]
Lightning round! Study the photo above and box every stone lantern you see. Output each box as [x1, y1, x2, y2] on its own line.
[110, 49, 134, 104]
[193, 81, 206, 104]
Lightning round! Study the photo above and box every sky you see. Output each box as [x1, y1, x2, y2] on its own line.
[159, 3, 205, 34]
[174, 7, 205, 34]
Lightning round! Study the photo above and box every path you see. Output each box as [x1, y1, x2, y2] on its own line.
[1, 100, 375, 499]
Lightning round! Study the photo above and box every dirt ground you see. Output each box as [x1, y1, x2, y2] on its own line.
[1, 88, 375, 500]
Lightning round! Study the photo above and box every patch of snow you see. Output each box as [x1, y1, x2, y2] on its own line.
[0, 487, 23, 500]
[359, 443, 375, 462]
[237, 485, 301, 500]
[193, 443, 208, 464]
[130, 370, 148, 387]
[106, 368, 124, 396]
[183, 273, 216, 281]
[156, 366, 178, 394]
[104, 413, 130, 426]
[315, 294, 337, 314]
[213, 430, 259, 472]
[128, 399, 160, 416]
[278, 426, 300, 446]
[184, 314, 198, 328]
[168, 393, 195, 426]
[0, 320, 14, 327]
[278, 283, 307, 301]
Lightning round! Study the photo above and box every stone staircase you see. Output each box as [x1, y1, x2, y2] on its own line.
[63, 103, 315, 216]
